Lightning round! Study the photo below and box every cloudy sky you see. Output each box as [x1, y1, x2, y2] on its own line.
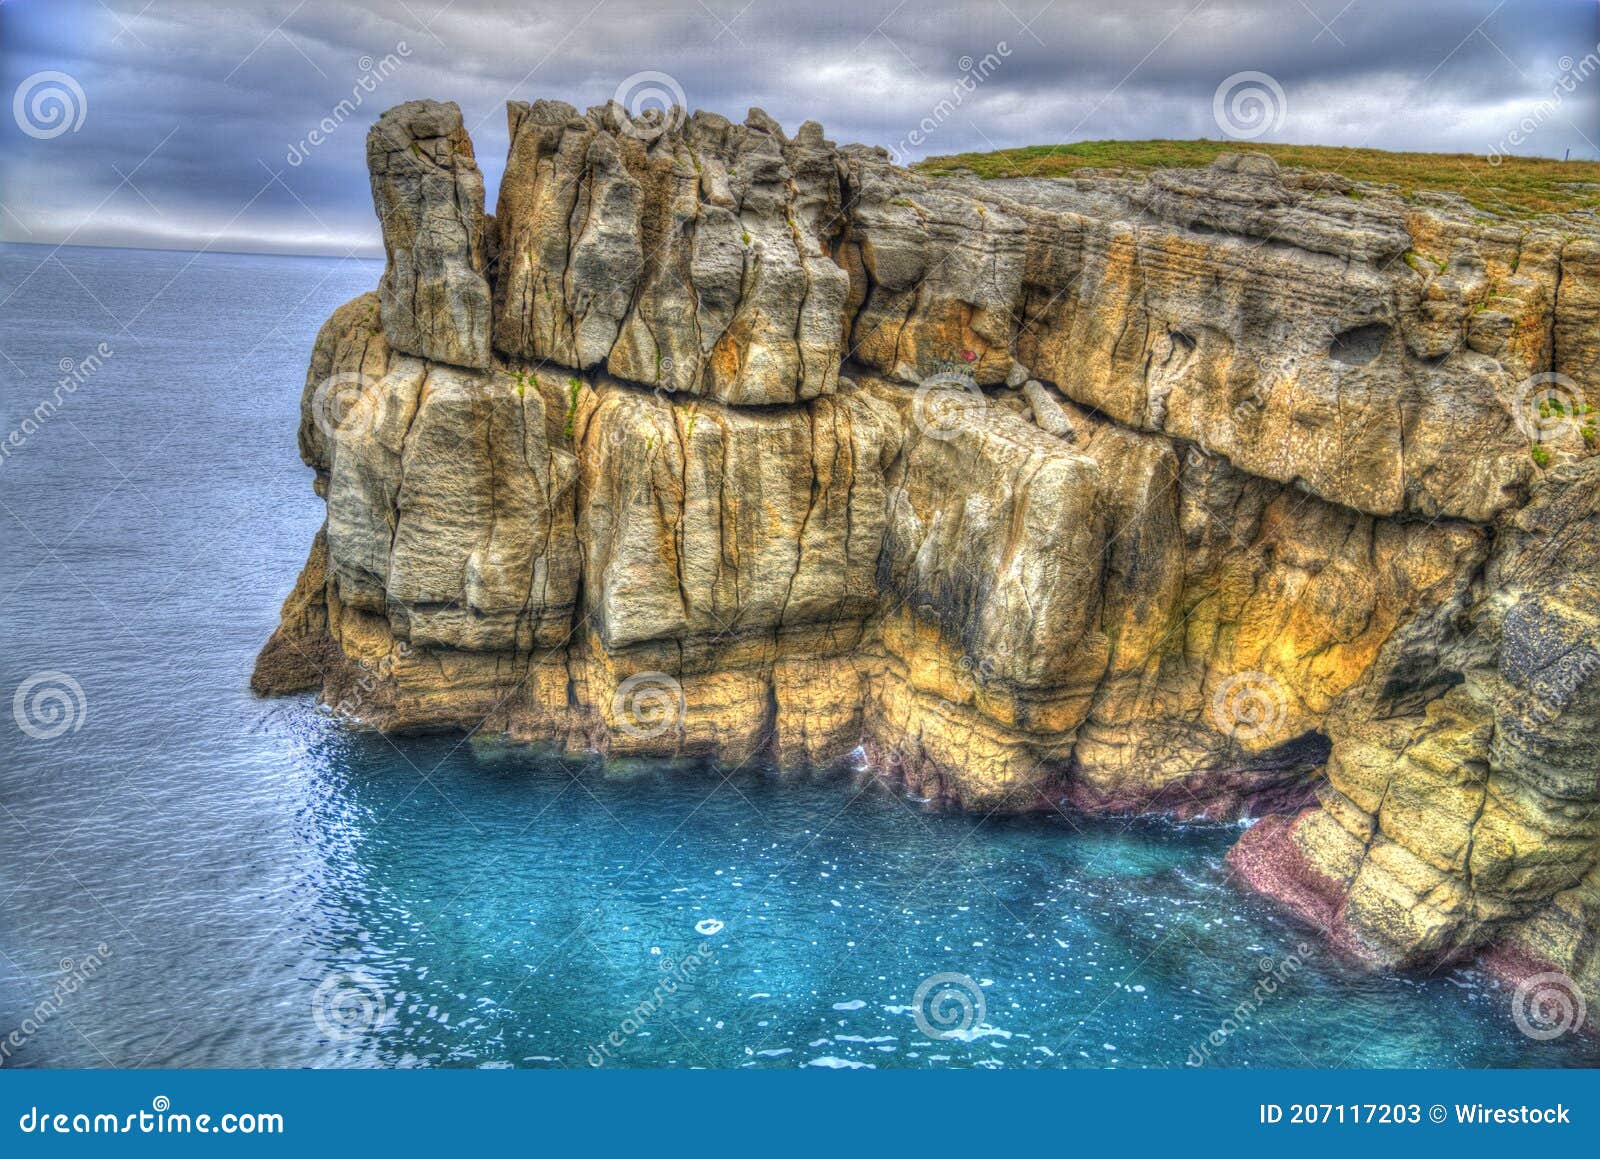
[1, 0, 1596, 256]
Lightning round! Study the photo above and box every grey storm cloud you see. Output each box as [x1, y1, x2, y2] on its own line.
[1, 0, 1596, 256]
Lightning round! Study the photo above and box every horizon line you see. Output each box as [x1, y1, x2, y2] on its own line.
[5, 133, 1595, 264]
[0, 238, 386, 263]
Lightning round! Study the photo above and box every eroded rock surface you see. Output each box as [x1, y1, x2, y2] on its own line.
[492, 100, 847, 404]
[368, 101, 493, 369]
[256, 98, 1600, 1030]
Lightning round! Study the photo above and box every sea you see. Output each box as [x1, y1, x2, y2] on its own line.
[1, 242, 1594, 1069]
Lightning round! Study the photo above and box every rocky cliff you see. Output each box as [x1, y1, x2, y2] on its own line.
[254, 98, 1600, 1030]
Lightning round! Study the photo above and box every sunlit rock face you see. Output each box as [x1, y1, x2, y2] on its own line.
[367, 102, 493, 370]
[490, 100, 848, 405]
[256, 99, 1600, 1031]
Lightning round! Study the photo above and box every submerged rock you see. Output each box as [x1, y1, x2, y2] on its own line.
[256, 97, 1600, 1031]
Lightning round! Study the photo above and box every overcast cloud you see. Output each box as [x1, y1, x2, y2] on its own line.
[1, 0, 1596, 256]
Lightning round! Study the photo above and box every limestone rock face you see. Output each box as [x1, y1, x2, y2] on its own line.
[260, 98, 1600, 1024]
[490, 100, 847, 405]
[838, 157, 1541, 523]
[1230, 458, 1600, 1012]
[368, 101, 493, 369]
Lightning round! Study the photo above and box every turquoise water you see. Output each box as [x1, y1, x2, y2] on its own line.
[1, 243, 1594, 1069]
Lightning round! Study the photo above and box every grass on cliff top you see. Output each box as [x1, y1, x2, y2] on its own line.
[914, 139, 1600, 220]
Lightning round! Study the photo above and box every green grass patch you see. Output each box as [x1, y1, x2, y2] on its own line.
[914, 139, 1600, 220]
[564, 375, 583, 438]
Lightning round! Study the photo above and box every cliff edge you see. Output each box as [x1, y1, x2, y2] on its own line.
[254, 98, 1600, 1029]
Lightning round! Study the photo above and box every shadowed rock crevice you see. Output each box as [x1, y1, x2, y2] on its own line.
[1329, 322, 1391, 365]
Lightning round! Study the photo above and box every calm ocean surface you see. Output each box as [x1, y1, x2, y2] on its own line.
[0, 242, 1594, 1069]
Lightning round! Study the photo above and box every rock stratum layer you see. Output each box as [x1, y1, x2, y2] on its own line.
[256, 98, 1600, 1030]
